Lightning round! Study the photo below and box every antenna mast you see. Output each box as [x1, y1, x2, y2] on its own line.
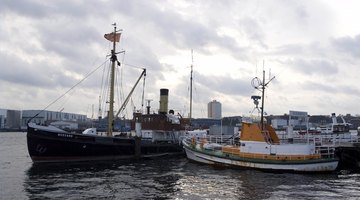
[189, 49, 193, 123]
[251, 69, 275, 131]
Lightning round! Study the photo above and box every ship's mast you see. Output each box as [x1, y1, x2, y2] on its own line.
[107, 24, 117, 136]
[260, 70, 266, 130]
[189, 49, 193, 123]
[252, 68, 275, 131]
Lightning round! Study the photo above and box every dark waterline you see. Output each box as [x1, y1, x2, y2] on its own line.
[1, 132, 360, 199]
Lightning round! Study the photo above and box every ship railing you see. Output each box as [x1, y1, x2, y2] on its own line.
[315, 145, 336, 159]
[194, 143, 331, 161]
[183, 135, 238, 146]
[308, 134, 360, 147]
[181, 136, 191, 145]
[179, 135, 189, 145]
[206, 135, 238, 145]
[280, 133, 360, 147]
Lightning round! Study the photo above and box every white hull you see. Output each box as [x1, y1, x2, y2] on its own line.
[183, 145, 338, 172]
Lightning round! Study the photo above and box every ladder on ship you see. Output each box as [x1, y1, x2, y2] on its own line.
[262, 130, 273, 144]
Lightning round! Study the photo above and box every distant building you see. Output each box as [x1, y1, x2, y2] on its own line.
[209, 125, 239, 136]
[269, 111, 309, 130]
[0, 109, 21, 130]
[208, 100, 221, 119]
[222, 116, 242, 126]
[0, 109, 5, 129]
[191, 118, 221, 129]
[271, 119, 287, 130]
[21, 110, 87, 128]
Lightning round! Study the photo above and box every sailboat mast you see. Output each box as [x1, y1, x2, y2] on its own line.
[107, 24, 117, 136]
[189, 50, 193, 123]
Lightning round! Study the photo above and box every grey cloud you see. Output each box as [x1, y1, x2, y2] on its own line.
[273, 44, 306, 55]
[167, 71, 255, 111]
[114, 1, 244, 57]
[0, 53, 49, 86]
[301, 81, 335, 93]
[332, 34, 360, 58]
[0, 52, 78, 88]
[37, 24, 100, 65]
[2, 0, 359, 116]
[239, 18, 267, 49]
[193, 72, 253, 97]
[1, 0, 105, 19]
[1, 0, 50, 18]
[285, 58, 338, 76]
[301, 81, 360, 95]
[122, 38, 163, 72]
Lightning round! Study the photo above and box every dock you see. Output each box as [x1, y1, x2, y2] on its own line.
[335, 142, 360, 171]
[281, 133, 360, 172]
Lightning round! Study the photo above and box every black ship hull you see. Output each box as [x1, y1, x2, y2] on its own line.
[27, 124, 184, 162]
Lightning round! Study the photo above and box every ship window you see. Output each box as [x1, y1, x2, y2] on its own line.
[241, 143, 245, 146]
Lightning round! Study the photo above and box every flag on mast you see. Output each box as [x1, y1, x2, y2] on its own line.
[104, 32, 121, 42]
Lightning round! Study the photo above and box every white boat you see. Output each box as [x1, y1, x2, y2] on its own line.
[182, 70, 338, 173]
[183, 122, 338, 172]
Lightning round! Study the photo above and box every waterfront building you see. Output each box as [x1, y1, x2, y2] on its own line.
[207, 100, 221, 119]
[21, 110, 87, 128]
[271, 118, 288, 130]
[0, 109, 21, 130]
[191, 118, 221, 129]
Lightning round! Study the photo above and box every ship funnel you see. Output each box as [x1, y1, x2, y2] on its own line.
[159, 89, 169, 114]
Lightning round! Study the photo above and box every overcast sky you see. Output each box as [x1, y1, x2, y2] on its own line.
[1, 0, 360, 119]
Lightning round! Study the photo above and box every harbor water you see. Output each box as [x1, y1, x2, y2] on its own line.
[1, 132, 360, 200]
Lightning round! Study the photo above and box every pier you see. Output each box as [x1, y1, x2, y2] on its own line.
[335, 142, 360, 171]
[296, 133, 360, 171]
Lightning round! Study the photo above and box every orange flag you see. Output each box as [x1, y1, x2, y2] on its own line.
[104, 32, 121, 42]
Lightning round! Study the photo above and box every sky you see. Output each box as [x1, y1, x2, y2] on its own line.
[1, 0, 360, 119]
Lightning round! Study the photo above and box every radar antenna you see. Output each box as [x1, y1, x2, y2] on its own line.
[250, 95, 261, 114]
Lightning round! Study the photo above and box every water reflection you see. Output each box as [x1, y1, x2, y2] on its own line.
[24, 158, 183, 199]
[173, 163, 343, 200]
[24, 158, 360, 199]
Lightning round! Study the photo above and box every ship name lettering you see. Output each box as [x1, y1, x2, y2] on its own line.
[57, 133, 73, 138]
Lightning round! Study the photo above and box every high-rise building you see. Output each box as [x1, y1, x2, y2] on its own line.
[207, 100, 221, 119]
